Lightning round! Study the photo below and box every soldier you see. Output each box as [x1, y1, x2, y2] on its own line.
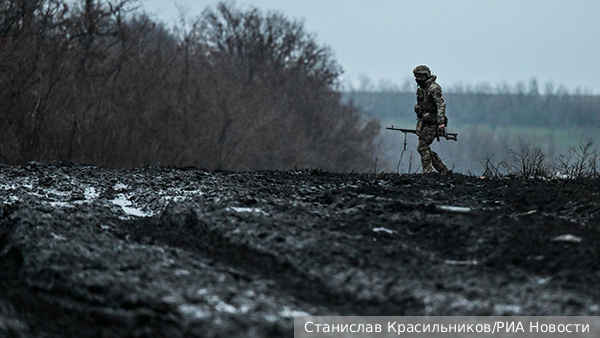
[413, 65, 452, 175]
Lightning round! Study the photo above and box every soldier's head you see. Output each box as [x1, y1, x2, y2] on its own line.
[413, 65, 432, 87]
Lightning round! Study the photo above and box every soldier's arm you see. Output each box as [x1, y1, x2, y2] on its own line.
[431, 85, 446, 126]
[414, 87, 424, 118]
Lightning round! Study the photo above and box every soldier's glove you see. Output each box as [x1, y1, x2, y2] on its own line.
[436, 127, 447, 142]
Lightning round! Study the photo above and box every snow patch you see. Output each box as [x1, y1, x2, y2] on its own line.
[215, 301, 239, 314]
[178, 304, 210, 319]
[372, 227, 396, 234]
[84, 186, 100, 200]
[113, 183, 129, 191]
[437, 205, 472, 213]
[279, 306, 310, 318]
[552, 234, 582, 243]
[227, 207, 268, 215]
[111, 195, 153, 217]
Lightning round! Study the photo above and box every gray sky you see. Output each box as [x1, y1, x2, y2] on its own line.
[141, 0, 600, 94]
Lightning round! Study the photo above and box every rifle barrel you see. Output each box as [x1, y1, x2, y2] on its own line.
[386, 127, 416, 134]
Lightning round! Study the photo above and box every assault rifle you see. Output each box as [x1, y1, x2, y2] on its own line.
[386, 126, 458, 151]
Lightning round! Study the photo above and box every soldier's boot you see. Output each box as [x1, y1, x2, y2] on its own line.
[440, 167, 453, 176]
[431, 151, 451, 175]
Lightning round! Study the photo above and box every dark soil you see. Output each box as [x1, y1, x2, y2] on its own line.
[1, 162, 599, 337]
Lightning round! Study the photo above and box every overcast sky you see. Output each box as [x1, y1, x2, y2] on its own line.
[141, 0, 600, 94]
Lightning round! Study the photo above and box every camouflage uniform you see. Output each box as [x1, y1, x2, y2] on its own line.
[413, 65, 451, 174]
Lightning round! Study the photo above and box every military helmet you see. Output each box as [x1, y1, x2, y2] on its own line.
[413, 65, 431, 77]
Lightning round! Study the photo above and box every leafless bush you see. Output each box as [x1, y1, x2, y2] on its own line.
[557, 141, 599, 178]
[478, 154, 505, 178]
[505, 146, 553, 179]
[477, 146, 553, 179]
[477, 143, 600, 179]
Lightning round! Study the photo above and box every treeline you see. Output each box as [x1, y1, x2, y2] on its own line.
[353, 76, 596, 96]
[0, 0, 379, 171]
[345, 91, 600, 130]
[449, 93, 600, 129]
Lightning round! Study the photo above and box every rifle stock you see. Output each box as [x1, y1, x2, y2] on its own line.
[436, 131, 458, 142]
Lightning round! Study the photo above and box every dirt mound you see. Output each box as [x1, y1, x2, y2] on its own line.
[1, 163, 599, 337]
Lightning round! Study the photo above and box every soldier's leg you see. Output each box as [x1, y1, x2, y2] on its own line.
[431, 150, 447, 172]
[417, 125, 437, 173]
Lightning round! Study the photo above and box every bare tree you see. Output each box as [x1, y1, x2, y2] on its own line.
[0, 0, 380, 172]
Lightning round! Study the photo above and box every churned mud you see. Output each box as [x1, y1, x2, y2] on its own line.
[1, 163, 599, 337]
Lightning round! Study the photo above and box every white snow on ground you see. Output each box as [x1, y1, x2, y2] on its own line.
[111, 195, 154, 218]
[372, 227, 396, 234]
[227, 207, 268, 215]
[113, 183, 129, 191]
[178, 304, 210, 319]
[278, 306, 310, 318]
[84, 186, 100, 199]
[0, 171, 207, 218]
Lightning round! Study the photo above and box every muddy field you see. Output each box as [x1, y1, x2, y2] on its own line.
[1, 162, 599, 337]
